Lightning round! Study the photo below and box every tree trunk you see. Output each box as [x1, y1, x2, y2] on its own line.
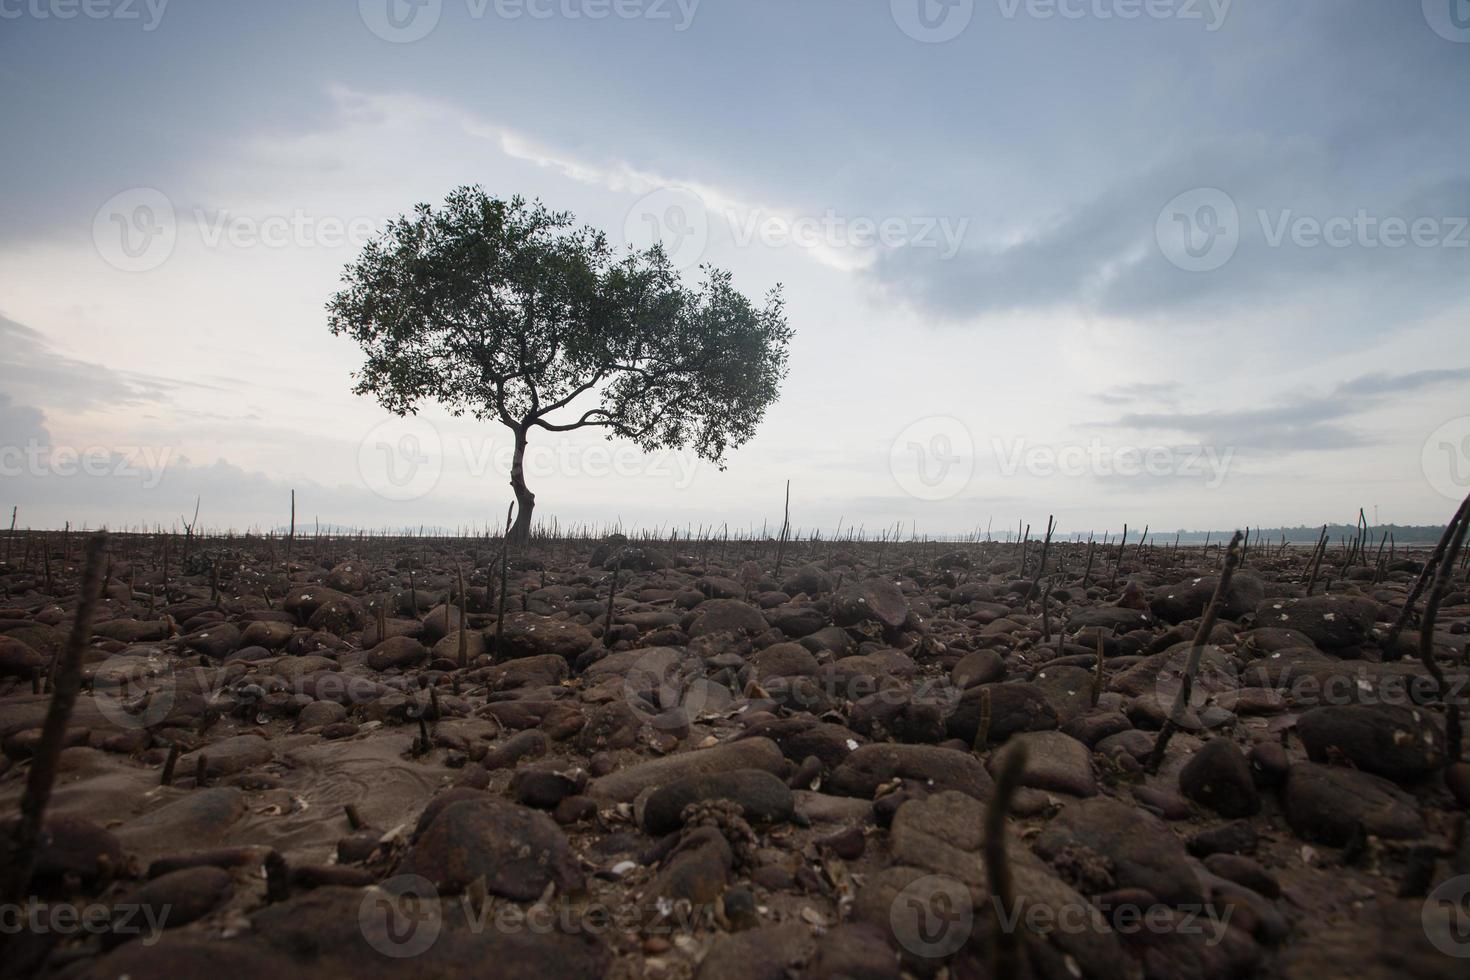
[508, 426, 535, 544]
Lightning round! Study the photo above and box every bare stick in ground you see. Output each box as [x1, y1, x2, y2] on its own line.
[986, 743, 1031, 979]
[1111, 523, 1129, 586]
[1025, 515, 1056, 602]
[603, 554, 621, 649]
[774, 479, 791, 578]
[1419, 494, 1470, 762]
[1091, 632, 1105, 707]
[972, 687, 993, 753]
[1383, 495, 1470, 660]
[1304, 524, 1329, 595]
[1146, 530, 1243, 775]
[2, 533, 108, 904]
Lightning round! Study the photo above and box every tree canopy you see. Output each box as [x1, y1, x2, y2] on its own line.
[328, 186, 791, 539]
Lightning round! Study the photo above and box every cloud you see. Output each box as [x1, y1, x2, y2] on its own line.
[1094, 382, 1183, 406]
[0, 314, 217, 412]
[1089, 368, 1470, 454]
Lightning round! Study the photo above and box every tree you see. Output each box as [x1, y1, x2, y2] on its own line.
[328, 187, 791, 542]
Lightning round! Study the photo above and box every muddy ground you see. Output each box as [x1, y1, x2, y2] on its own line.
[0, 530, 1467, 979]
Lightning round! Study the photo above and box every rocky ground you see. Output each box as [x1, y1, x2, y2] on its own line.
[0, 530, 1468, 979]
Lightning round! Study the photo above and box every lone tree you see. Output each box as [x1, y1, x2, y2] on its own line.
[329, 186, 791, 542]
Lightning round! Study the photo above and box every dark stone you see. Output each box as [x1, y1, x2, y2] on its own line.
[1296, 704, 1445, 780]
[1283, 762, 1425, 845]
[1033, 797, 1202, 906]
[641, 769, 795, 835]
[1179, 739, 1261, 818]
[397, 799, 584, 898]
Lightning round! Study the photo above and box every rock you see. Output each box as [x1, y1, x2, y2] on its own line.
[483, 730, 550, 770]
[576, 701, 643, 754]
[1448, 762, 1470, 808]
[0, 814, 123, 885]
[1097, 729, 1156, 764]
[1247, 741, 1290, 790]
[181, 734, 272, 777]
[946, 682, 1059, 745]
[366, 635, 428, 671]
[295, 700, 347, 729]
[737, 717, 861, 769]
[493, 613, 595, 661]
[1031, 664, 1099, 723]
[951, 649, 1005, 688]
[107, 867, 232, 944]
[587, 738, 786, 803]
[325, 561, 367, 593]
[93, 619, 171, 644]
[782, 563, 834, 597]
[641, 825, 732, 909]
[249, 884, 611, 978]
[1296, 704, 1445, 780]
[641, 769, 794, 834]
[848, 690, 945, 744]
[828, 744, 994, 801]
[752, 642, 820, 679]
[485, 654, 569, 690]
[768, 604, 827, 638]
[688, 599, 769, 637]
[831, 578, 910, 633]
[1282, 762, 1425, 845]
[1178, 739, 1260, 818]
[1137, 906, 1262, 980]
[807, 923, 899, 979]
[1150, 573, 1265, 625]
[1186, 820, 1258, 857]
[696, 920, 813, 980]
[1203, 854, 1279, 897]
[1033, 796, 1202, 906]
[180, 622, 240, 660]
[510, 764, 588, 809]
[988, 730, 1097, 797]
[0, 636, 45, 677]
[1066, 606, 1152, 633]
[1252, 595, 1386, 652]
[875, 793, 1136, 980]
[397, 799, 584, 897]
[1064, 709, 1133, 747]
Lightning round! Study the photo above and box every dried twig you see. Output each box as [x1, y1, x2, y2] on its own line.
[3, 533, 108, 903]
[1147, 530, 1243, 774]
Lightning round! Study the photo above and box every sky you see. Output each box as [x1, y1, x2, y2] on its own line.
[1, 0, 1468, 539]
